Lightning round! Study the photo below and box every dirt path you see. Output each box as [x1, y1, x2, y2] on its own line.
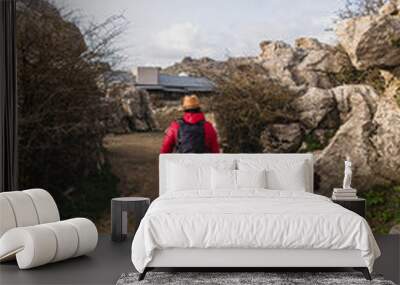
[104, 132, 164, 199]
[96, 132, 164, 233]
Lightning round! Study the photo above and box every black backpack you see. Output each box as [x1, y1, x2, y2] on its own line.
[176, 119, 206, 153]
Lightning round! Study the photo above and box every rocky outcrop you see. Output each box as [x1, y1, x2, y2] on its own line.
[336, 0, 400, 70]
[294, 38, 351, 89]
[166, 37, 351, 93]
[369, 69, 400, 185]
[257, 38, 351, 90]
[295, 87, 337, 130]
[164, 56, 260, 83]
[100, 71, 159, 133]
[260, 123, 303, 153]
[260, 5, 400, 194]
[318, 1, 400, 193]
[308, 85, 380, 195]
[258, 41, 300, 88]
[294, 80, 400, 195]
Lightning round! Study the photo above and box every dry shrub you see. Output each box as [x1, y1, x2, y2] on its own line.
[211, 63, 297, 153]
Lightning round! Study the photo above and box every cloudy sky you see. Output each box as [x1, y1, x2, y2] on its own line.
[58, 0, 345, 69]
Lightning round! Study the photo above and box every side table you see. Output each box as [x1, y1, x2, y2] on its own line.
[332, 198, 366, 218]
[111, 197, 150, 242]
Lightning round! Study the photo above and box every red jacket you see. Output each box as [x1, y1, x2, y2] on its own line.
[160, 112, 220, 153]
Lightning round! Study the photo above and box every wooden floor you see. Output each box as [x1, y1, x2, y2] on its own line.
[0, 235, 398, 285]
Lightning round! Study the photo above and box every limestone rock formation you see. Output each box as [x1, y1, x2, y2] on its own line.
[260, 123, 303, 153]
[293, 77, 400, 195]
[258, 41, 300, 88]
[336, 0, 400, 70]
[310, 85, 380, 195]
[294, 87, 336, 130]
[100, 71, 159, 133]
[164, 56, 259, 82]
[167, 37, 351, 93]
[257, 38, 351, 90]
[261, 7, 400, 194]
[312, 2, 400, 194]
[293, 38, 351, 89]
[369, 69, 400, 185]
[379, 0, 399, 16]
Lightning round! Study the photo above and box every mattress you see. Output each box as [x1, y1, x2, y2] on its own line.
[131, 190, 380, 273]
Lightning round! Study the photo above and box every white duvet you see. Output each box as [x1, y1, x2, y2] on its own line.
[131, 190, 380, 273]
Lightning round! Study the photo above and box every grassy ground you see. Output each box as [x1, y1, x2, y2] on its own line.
[96, 132, 164, 233]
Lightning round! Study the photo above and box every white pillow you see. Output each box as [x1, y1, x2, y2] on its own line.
[211, 169, 267, 190]
[167, 159, 235, 192]
[238, 159, 308, 191]
[237, 169, 267, 189]
[211, 168, 236, 190]
[167, 162, 209, 191]
[266, 166, 306, 191]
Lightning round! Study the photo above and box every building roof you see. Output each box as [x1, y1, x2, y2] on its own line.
[136, 74, 214, 93]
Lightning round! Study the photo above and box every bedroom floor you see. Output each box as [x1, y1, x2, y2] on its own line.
[0, 235, 398, 285]
[0, 235, 133, 285]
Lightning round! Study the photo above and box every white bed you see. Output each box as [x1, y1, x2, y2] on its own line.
[131, 154, 380, 280]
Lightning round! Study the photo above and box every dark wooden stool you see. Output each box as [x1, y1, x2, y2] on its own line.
[111, 197, 150, 242]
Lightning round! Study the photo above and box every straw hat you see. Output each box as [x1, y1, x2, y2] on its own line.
[182, 95, 201, 111]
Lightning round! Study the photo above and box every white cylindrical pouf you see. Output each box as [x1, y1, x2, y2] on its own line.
[0, 195, 17, 237]
[42, 221, 79, 262]
[0, 226, 57, 269]
[1, 191, 39, 227]
[65, 218, 98, 257]
[24, 189, 60, 224]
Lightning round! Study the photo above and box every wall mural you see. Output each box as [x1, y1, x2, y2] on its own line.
[16, 0, 400, 234]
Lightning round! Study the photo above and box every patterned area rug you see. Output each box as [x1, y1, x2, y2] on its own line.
[116, 272, 395, 285]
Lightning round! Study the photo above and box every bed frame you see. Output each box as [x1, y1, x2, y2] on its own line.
[139, 154, 371, 280]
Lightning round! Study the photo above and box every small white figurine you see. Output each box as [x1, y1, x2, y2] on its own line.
[342, 158, 352, 189]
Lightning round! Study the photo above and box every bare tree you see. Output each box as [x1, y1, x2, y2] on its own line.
[337, 0, 387, 20]
[17, 0, 126, 219]
[326, 0, 387, 31]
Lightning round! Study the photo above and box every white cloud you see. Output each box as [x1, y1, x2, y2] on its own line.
[154, 22, 217, 57]
[155, 22, 199, 53]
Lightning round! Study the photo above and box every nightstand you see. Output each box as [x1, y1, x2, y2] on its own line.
[332, 198, 366, 218]
[111, 197, 150, 242]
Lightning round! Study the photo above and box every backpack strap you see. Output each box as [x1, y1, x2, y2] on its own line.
[176, 118, 185, 126]
[176, 119, 185, 152]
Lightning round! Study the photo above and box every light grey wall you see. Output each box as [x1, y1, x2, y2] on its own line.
[136, 67, 160, 85]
